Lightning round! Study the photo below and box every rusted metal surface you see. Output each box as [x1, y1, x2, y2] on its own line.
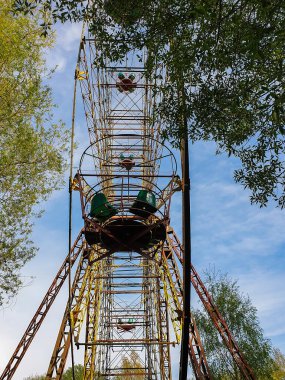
[64, 32, 178, 378]
[0, 230, 84, 380]
[1, 17, 258, 380]
[46, 248, 93, 379]
[162, 245, 212, 380]
[167, 227, 256, 380]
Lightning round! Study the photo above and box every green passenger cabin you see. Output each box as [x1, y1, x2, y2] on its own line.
[130, 190, 157, 218]
[89, 193, 118, 222]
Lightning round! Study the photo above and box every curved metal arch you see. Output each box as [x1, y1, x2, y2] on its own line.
[79, 133, 178, 176]
[82, 182, 167, 221]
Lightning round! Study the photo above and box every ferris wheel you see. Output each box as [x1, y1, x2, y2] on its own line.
[1, 19, 256, 380]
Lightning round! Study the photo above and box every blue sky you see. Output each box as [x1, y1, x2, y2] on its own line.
[0, 22, 285, 379]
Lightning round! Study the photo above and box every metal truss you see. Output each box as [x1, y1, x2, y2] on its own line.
[1, 228, 256, 379]
[46, 248, 104, 379]
[83, 259, 103, 379]
[1, 18, 257, 380]
[161, 245, 211, 379]
[0, 231, 85, 380]
[166, 227, 256, 380]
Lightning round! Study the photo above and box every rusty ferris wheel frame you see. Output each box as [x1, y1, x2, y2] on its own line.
[1, 19, 256, 380]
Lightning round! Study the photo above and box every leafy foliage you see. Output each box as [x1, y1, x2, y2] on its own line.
[0, 0, 69, 306]
[115, 351, 145, 379]
[271, 348, 285, 380]
[62, 364, 84, 380]
[193, 269, 275, 379]
[25, 364, 104, 379]
[24, 365, 82, 380]
[12, 0, 285, 208]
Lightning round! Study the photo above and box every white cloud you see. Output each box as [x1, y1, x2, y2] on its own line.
[236, 270, 285, 343]
[190, 179, 285, 259]
[56, 23, 83, 52]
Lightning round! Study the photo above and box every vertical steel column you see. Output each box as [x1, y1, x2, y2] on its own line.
[68, 32, 85, 380]
[168, 228, 256, 380]
[162, 246, 212, 379]
[143, 258, 153, 380]
[83, 260, 103, 379]
[179, 95, 191, 379]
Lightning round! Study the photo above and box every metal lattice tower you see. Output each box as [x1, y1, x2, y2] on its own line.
[68, 28, 177, 379]
[1, 21, 257, 380]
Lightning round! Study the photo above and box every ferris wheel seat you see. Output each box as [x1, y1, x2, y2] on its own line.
[101, 218, 152, 252]
[116, 78, 137, 92]
[98, 218, 166, 252]
[117, 318, 136, 331]
[117, 323, 136, 332]
[129, 190, 157, 218]
[83, 217, 166, 252]
[89, 193, 118, 222]
[119, 154, 135, 170]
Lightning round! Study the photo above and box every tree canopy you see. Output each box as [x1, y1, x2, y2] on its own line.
[271, 348, 285, 380]
[193, 269, 276, 379]
[0, 0, 68, 306]
[62, 364, 84, 380]
[115, 351, 145, 379]
[24, 364, 84, 380]
[13, 0, 285, 208]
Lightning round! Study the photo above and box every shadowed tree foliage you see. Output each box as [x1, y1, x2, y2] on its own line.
[0, 0, 69, 306]
[12, 0, 285, 208]
[193, 269, 276, 379]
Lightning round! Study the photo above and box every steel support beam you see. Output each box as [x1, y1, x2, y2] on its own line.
[0, 230, 84, 380]
[162, 247, 212, 379]
[167, 228, 256, 380]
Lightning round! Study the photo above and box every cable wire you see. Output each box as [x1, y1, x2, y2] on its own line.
[68, 23, 86, 380]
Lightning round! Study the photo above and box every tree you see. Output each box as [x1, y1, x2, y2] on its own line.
[193, 269, 276, 379]
[0, 0, 69, 306]
[115, 351, 145, 380]
[12, 0, 285, 209]
[25, 364, 105, 379]
[62, 364, 84, 380]
[272, 349, 285, 380]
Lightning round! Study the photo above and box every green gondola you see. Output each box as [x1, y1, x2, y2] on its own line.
[129, 190, 157, 218]
[89, 193, 118, 222]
